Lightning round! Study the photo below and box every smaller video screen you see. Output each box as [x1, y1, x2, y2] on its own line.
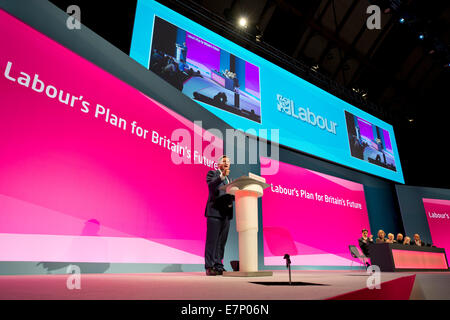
[261, 157, 370, 266]
[149, 16, 262, 123]
[345, 111, 396, 171]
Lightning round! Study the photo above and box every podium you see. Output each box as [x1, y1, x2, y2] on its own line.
[220, 173, 273, 277]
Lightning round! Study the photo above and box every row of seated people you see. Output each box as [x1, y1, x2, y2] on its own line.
[358, 228, 428, 258]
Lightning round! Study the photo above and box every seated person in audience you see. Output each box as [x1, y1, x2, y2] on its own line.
[386, 233, 395, 243]
[376, 230, 386, 243]
[396, 233, 404, 243]
[403, 236, 411, 245]
[358, 228, 373, 257]
[412, 233, 425, 246]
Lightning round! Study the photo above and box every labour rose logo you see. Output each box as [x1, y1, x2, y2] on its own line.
[276, 94, 292, 113]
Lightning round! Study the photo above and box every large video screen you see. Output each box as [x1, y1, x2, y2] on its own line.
[130, 0, 404, 183]
[0, 9, 222, 264]
[423, 198, 450, 255]
[150, 16, 261, 123]
[260, 157, 370, 266]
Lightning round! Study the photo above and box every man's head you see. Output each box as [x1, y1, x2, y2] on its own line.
[397, 233, 404, 241]
[217, 155, 230, 171]
[388, 233, 394, 240]
[414, 233, 421, 242]
[404, 236, 411, 244]
[362, 229, 368, 237]
[378, 230, 385, 239]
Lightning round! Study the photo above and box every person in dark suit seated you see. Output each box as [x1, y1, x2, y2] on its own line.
[358, 229, 373, 257]
[412, 233, 425, 246]
[376, 229, 386, 243]
[204, 155, 234, 276]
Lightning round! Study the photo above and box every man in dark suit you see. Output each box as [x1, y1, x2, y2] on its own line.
[412, 233, 426, 246]
[358, 229, 373, 267]
[204, 155, 234, 276]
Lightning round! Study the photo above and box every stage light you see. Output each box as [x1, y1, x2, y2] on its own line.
[238, 17, 248, 28]
[418, 33, 425, 40]
[399, 17, 405, 23]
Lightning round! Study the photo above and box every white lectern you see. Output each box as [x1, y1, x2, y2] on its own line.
[220, 173, 273, 277]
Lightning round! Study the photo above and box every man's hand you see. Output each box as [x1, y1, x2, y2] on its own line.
[223, 169, 230, 176]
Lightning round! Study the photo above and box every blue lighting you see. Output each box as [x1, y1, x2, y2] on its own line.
[399, 18, 405, 23]
[418, 34, 424, 40]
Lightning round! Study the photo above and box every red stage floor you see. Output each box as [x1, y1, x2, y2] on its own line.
[0, 270, 449, 300]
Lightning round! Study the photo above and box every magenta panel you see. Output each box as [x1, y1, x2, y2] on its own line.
[0, 10, 222, 263]
[392, 249, 448, 269]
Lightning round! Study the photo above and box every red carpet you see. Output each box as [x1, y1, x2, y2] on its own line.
[327, 275, 416, 300]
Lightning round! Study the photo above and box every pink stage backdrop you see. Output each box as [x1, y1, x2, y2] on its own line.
[392, 249, 448, 270]
[0, 10, 223, 263]
[261, 157, 370, 266]
[423, 198, 450, 256]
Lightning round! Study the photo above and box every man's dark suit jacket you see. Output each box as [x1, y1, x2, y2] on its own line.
[358, 237, 373, 256]
[412, 240, 426, 246]
[205, 170, 234, 219]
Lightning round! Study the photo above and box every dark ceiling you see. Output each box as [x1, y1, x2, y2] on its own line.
[48, 0, 450, 188]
